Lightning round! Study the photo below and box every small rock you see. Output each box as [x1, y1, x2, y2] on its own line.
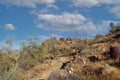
[88, 55, 99, 62]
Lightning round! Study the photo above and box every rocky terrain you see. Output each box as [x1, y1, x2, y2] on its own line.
[17, 27, 120, 80]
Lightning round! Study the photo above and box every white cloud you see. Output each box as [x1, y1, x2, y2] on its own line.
[47, 4, 58, 9]
[0, 0, 55, 8]
[73, 0, 98, 8]
[76, 21, 97, 36]
[37, 12, 86, 31]
[30, 8, 50, 15]
[72, 0, 120, 8]
[36, 12, 116, 37]
[100, 0, 120, 18]
[96, 21, 112, 33]
[109, 5, 120, 18]
[95, 20, 120, 35]
[99, 0, 120, 5]
[4, 24, 15, 31]
[72, 0, 120, 18]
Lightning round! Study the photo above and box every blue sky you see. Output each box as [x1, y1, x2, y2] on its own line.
[0, 0, 120, 49]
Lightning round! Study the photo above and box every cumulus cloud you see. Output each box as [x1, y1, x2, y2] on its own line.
[0, 0, 55, 8]
[101, 1, 120, 18]
[72, 0, 120, 8]
[73, 0, 98, 8]
[35, 12, 116, 37]
[4, 24, 15, 31]
[47, 4, 58, 9]
[109, 5, 120, 18]
[72, 0, 120, 18]
[37, 12, 86, 32]
[30, 8, 50, 15]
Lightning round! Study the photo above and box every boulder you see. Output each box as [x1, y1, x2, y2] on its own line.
[48, 69, 82, 80]
[109, 46, 120, 60]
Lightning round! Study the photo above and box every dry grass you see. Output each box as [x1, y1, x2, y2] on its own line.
[0, 54, 20, 80]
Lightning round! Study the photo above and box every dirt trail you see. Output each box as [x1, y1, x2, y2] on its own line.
[21, 57, 71, 80]
[40, 57, 71, 80]
[39, 61, 62, 79]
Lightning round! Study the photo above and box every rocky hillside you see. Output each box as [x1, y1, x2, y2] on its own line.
[18, 27, 120, 80]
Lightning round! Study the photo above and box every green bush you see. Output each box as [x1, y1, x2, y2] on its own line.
[109, 22, 120, 33]
[95, 34, 104, 38]
[20, 44, 45, 70]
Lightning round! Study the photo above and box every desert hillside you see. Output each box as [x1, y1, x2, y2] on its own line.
[0, 27, 120, 80]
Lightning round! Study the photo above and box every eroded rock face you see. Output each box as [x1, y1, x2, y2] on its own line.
[48, 69, 82, 80]
[109, 46, 120, 60]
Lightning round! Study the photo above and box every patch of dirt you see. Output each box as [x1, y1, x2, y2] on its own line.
[19, 56, 71, 80]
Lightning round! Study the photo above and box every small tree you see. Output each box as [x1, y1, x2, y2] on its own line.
[109, 22, 116, 33]
[109, 22, 120, 33]
[110, 22, 114, 29]
[95, 34, 103, 38]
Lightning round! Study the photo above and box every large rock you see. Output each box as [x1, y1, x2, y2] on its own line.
[48, 69, 82, 80]
[109, 46, 120, 60]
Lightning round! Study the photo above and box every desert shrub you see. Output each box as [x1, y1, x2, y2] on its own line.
[109, 22, 120, 33]
[95, 34, 104, 38]
[74, 39, 88, 55]
[20, 41, 45, 70]
[22, 46, 45, 70]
